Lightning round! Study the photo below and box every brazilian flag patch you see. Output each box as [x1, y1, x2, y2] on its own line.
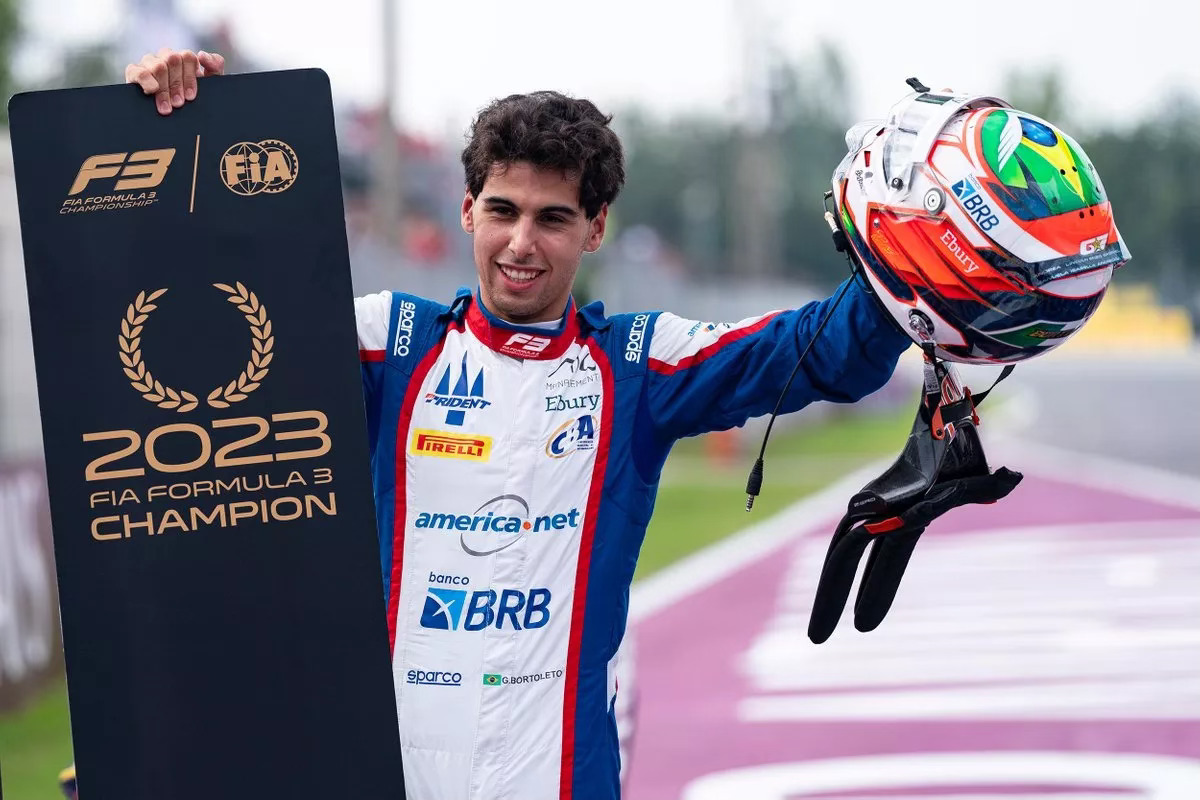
[483, 673, 502, 686]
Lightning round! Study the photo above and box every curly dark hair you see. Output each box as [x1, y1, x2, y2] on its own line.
[462, 91, 625, 219]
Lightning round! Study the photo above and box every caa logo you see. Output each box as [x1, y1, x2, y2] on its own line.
[546, 414, 596, 458]
[420, 587, 552, 631]
[406, 668, 462, 687]
[425, 354, 491, 426]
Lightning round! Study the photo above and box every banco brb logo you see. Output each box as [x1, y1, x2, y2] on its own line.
[220, 140, 298, 195]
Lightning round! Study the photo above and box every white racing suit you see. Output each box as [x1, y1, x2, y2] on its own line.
[355, 281, 908, 799]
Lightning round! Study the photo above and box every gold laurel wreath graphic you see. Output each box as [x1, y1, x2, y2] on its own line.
[117, 283, 274, 413]
[207, 282, 273, 408]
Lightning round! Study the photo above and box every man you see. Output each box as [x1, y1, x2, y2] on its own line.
[124, 50, 910, 799]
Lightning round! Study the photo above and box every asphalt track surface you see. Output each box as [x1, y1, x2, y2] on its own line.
[624, 353, 1200, 799]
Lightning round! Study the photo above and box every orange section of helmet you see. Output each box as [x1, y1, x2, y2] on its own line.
[868, 208, 1028, 301]
[1016, 201, 1115, 256]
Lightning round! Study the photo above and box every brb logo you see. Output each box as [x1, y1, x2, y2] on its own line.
[220, 140, 299, 195]
[425, 354, 490, 426]
[950, 176, 1000, 232]
[420, 587, 552, 631]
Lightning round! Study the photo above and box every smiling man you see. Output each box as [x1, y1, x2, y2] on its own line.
[124, 49, 910, 800]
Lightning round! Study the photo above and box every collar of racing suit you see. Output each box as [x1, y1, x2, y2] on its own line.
[459, 287, 614, 359]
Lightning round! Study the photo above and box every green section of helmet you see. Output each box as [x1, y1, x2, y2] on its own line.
[980, 110, 1103, 215]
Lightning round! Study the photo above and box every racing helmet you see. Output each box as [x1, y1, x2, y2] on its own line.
[831, 82, 1130, 363]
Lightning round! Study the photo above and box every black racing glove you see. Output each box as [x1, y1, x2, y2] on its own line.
[807, 358, 1022, 644]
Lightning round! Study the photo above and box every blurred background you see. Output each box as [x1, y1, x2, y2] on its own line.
[1, 1, 1198, 798]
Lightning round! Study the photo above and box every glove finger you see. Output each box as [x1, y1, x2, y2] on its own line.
[808, 525, 872, 643]
[853, 527, 924, 633]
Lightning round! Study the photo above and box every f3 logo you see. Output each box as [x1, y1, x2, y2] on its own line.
[68, 149, 176, 195]
[502, 333, 552, 356]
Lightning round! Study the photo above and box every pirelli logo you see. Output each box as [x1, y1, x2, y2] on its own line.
[409, 429, 492, 461]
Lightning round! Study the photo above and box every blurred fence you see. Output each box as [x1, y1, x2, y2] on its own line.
[0, 461, 58, 712]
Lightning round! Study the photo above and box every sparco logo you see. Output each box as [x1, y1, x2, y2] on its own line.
[625, 314, 649, 363]
[406, 668, 462, 687]
[393, 300, 416, 356]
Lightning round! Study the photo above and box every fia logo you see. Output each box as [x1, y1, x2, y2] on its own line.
[220, 140, 299, 195]
[425, 354, 490, 426]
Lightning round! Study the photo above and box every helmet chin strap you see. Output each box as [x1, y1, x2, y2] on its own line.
[743, 184, 1022, 643]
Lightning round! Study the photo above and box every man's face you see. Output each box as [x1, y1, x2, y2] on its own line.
[462, 161, 607, 324]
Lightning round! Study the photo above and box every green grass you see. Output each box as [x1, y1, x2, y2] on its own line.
[636, 404, 912, 579]
[0, 404, 912, 797]
[0, 680, 73, 800]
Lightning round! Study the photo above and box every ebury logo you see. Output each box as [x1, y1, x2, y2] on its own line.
[117, 282, 274, 413]
[425, 354, 490, 426]
[410, 429, 492, 461]
[413, 493, 581, 557]
[938, 230, 980, 274]
[61, 149, 174, 214]
[220, 140, 298, 195]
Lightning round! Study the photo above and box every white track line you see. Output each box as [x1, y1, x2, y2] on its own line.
[630, 437, 1200, 624]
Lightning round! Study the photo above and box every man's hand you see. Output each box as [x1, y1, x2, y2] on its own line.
[124, 48, 225, 116]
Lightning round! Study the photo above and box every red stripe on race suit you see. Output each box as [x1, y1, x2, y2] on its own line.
[386, 329, 450, 654]
[361, 349, 385, 362]
[646, 312, 780, 375]
[560, 342, 614, 799]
